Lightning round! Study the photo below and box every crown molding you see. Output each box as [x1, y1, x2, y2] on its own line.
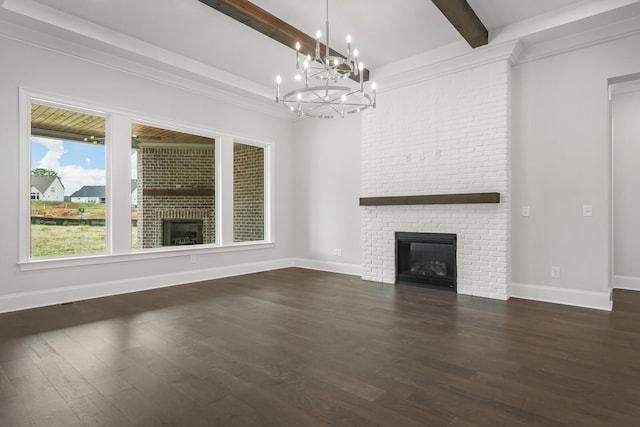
[492, 0, 640, 44]
[374, 40, 522, 92]
[0, 0, 294, 121]
[516, 14, 640, 64]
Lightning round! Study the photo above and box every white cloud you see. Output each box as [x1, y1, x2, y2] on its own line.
[85, 157, 91, 167]
[33, 137, 64, 170]
[58, 164, 105, 196]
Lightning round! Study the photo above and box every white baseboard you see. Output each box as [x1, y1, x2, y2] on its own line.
[510, 282, 612, 311]
[293, 258, 361, 276]
[0, 258, 295, 314]
[614, 275, 640, 291]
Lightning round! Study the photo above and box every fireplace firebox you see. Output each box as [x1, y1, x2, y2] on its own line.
[395, 232, 457, 290]
[162, 219, 204, 246]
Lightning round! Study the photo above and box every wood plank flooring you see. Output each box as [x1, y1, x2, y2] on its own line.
[1, 268, 639, 426]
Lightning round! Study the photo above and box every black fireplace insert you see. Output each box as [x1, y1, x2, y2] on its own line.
[395, 232, 457, 290]
[163, 219, 204, 246]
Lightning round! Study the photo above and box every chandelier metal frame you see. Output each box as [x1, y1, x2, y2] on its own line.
[275, 0, 376, 119]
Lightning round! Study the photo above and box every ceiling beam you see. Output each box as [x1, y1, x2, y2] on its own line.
[431, 0, 488, 48]
[198, 0, 369, 82]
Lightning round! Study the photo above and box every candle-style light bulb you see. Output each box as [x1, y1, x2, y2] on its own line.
[359, 62, 364, 92]
[295, 41, 301, 69]
[275, 75, 281, 102]
[346, 34, 352, 60]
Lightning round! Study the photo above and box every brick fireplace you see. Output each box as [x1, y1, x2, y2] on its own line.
[137, 145, 215, 248]
[361, 60, 511, 300]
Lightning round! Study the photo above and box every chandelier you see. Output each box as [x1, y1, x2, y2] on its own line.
[275, 0, 376, 119]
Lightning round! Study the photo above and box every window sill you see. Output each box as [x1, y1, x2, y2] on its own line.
[17, 241, 275, 271]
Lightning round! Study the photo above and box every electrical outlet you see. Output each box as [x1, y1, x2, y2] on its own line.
[522, 206, 530, 217]
[583, 205, 593, 217]
[551, 266, 561, 279]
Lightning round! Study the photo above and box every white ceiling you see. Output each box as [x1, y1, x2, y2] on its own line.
[5, 0, 640, 98]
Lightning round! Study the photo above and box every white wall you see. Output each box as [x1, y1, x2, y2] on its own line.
[293, 115, 362, 275]
[0, 35, 295, 312]
[511, 33, 640, 309]
[612, 88, 640, 290]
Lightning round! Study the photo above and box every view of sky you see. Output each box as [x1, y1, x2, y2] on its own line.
[31, 137, 137, 196]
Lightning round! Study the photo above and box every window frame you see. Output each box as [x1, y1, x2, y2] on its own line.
[21, 93, 110, 263]
[18, 89, 275, 271]
[232, 138, 272, 244]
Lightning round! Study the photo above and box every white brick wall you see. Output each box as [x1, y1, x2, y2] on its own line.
[361, 60, 511, 300]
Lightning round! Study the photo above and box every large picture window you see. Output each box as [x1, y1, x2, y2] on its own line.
[131, 122, 215, 250]
[21, 93, 272, 266]
[30, 102, 107, 258]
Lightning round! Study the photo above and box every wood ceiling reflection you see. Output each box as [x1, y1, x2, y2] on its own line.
[31, 105, 214, 145]
[31, 104, 105, 138]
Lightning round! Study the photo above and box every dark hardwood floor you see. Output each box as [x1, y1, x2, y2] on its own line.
[1, 268, 639, 426]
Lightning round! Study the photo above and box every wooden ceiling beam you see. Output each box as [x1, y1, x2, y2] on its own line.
[198, 0, 369, 82]
[431, 0, 488, 48]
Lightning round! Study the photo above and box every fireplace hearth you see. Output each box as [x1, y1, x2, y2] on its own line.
[395, 232, 457, 290]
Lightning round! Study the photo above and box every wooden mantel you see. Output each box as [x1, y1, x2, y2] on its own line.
[359, 192, 500, 206]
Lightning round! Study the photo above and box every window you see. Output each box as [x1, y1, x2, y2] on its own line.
[233, 142, 265, 242]
[131, 122, 215, 250]
[30, 101, 106, 258]
[20, 92, 272, 266]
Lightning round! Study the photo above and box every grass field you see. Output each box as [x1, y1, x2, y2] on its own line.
[31, 224, 138, 257]
[30, 200, 139, 257]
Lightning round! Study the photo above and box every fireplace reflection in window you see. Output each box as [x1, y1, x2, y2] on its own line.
[163, 220, 204, 246]
[396, 232, 456, 290]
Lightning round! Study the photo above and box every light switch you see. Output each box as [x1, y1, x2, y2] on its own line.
[583, 205, 593, 217]
[522, 206, 530, 217]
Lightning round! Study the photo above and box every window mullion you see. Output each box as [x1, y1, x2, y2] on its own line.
[219, 135, 235, 246]
[109, 114, 132, 255]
